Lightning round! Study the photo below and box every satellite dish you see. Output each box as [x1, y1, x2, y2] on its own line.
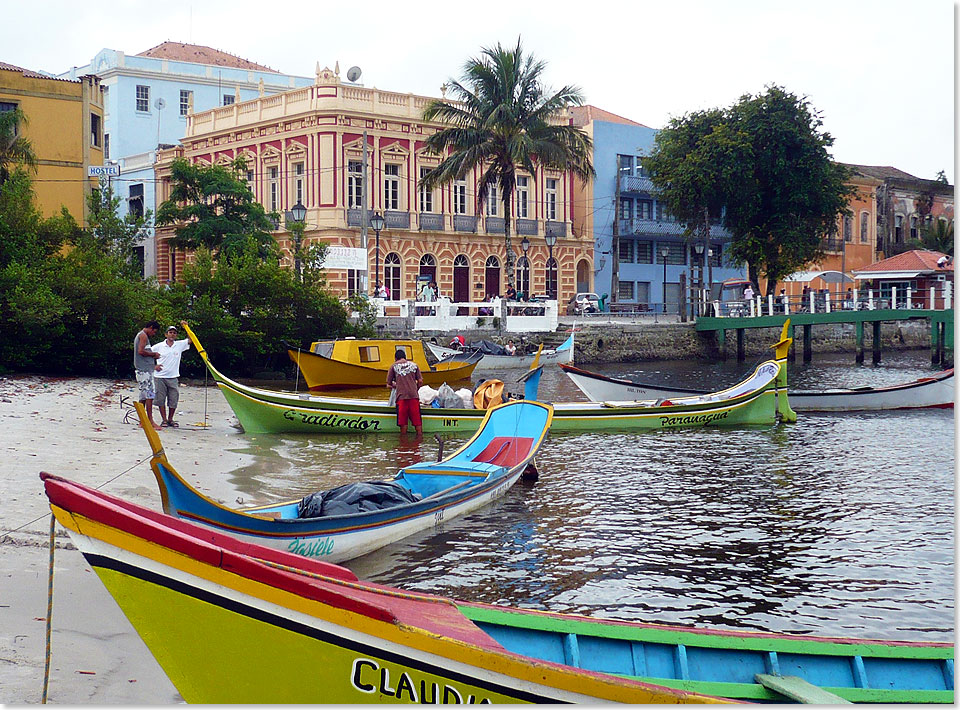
[346, 66, 362, 83]
[155, 97, 166, 110]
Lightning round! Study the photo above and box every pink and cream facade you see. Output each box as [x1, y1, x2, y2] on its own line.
[155, 65, 592, 303]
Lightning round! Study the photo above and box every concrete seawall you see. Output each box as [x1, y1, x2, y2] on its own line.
[410, 320, 935, 364]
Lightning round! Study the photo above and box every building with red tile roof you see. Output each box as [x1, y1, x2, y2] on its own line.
[135, 42, 279, 73]
[853, 249, 953, 308]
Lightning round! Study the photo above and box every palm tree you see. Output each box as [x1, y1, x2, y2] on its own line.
[420, 40, 594, 286]
[0, 107, 37, 184]
[922, 218, 954, 256]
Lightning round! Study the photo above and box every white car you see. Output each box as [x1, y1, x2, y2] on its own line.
[567, 292, 600, 315]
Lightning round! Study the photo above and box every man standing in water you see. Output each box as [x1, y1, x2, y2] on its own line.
[133, 320, 162, 430]
[386, 349, 424, 437]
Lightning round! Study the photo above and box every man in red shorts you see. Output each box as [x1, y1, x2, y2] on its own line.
[386, 349, 424, 436]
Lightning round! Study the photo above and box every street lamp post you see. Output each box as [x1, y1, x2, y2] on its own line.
[519, 236, 530, 299]
[544, 232, 558, 299]
[693, 243, 704, 318]
[660, 246, 670, 316]
[288, 200, 307, 281]
[370, 212, 385, 295]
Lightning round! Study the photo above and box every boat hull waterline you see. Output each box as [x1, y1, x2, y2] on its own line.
[41, 475, 954, 704]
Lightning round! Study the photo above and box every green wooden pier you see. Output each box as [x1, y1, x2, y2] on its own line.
[696, 309, 954, 366]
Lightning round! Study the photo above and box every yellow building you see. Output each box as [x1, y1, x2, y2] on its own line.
[155, 65, 592, 302]
[0, 62, 103, 223]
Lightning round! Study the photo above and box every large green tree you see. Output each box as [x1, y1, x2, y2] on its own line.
[84, 183, 153, 280]
[420, 40, 595, 285]
[156, 157, 278, 261]
[646, 85, 853, 294]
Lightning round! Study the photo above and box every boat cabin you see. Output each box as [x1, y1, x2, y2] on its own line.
[310, 338, 438, 372]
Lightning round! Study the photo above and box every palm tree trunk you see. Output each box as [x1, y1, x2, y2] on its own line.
[503, 195, 514, 290]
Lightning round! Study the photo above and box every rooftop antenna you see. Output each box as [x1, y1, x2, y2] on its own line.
[155, 97, 165, 147]
[346, 66, 362, 84]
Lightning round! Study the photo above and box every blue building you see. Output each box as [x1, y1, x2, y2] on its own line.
[571, 106, 745, 314]
[59, 42, 312, 277]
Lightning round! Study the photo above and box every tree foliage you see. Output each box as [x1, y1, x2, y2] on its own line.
[0, 107, 37, 185]
[156, 157, 278, 261]
[646, 85, 853, 294]
[421, 39, 594, 283]
[84, 183, 153, 280]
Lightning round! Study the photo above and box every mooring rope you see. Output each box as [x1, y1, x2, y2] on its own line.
[41, 513, 55, 703]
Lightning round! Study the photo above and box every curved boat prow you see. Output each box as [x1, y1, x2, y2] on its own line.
[772, 320, 797, 423]
[134, 401, 180, 516]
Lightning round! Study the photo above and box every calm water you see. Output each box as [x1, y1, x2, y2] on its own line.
[227, 350, 954, 643]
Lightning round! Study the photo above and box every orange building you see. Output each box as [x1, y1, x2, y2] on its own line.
[155, 65, 591, 302]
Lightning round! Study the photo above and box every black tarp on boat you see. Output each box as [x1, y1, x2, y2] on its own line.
[298, 481, 421, 518]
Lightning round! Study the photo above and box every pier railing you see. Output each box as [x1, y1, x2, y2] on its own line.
[707, 284, 953, 318]
[366, 297, 559, 333]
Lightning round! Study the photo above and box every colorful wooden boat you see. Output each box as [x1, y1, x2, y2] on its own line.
[41, 473, 955, 704]
[561, 364, 955, 412]
[135, 399, 552, 563]
[288, 338, 481, 389]
[425, 333, 575, 371]
[182, 321, 796, 435]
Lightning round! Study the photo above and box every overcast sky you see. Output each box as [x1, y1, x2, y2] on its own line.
[3, 0, 955, 183]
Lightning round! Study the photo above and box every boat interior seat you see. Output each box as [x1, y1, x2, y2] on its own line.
[471, 436, 534, 467]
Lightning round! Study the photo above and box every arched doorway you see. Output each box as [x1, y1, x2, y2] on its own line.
[516, 256, 531, 299]
[576, 259, 590, 294]
[419, 253, 437, 284]
[545, 257, 558, 299]
[384, 252, 401, 300]
[484, 255, 501, 299]
[453, 254, 470, 314]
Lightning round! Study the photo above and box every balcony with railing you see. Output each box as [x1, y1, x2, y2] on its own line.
[418, 213, 444, 231]
[516, 218, 538, 236]
[545, 221, 567, 238]
[485, 216, 505, 234]
[620, 175, 657, 194]
[453, 215, 477, 233]
[619, 217, 731, 239]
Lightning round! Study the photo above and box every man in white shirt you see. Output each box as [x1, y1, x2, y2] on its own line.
[152, 323, 191, 428]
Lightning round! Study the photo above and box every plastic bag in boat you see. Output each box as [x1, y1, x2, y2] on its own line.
[418, 384, 439, 406]
[472, 339, 507, 356]
[297, 481, 422, 518]
[436, 383, 462, 408]
[455, 388, 474, 408]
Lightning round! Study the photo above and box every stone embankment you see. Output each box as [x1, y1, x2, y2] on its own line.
[413, 320, 934, 364]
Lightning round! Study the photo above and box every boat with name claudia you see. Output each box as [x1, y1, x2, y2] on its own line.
[41, 472, 955, 704]
[287, 337, 481, 390]
[133, 398, 552, 563]
[560, 364, 955, 411]
[180, 321, 797, 435]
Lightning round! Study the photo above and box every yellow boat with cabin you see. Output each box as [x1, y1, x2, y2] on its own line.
[287, 338, 482, 390]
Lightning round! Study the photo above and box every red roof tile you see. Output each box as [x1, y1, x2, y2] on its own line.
[570, 105, 647, 128]
[0, 61, 74, 81]
[135, 42, 279, 73]
[857, 249, 952, 273]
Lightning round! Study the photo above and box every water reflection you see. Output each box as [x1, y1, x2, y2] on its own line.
[228, 350, 953, 643]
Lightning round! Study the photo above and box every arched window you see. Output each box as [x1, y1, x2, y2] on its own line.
[545, 257, 558, 299]
[516, 256, 530, 298]
[384, 252, 401, 300]
[484, 255, 501, 298]
[419, 253, 437, 282]
[860, 212, 869, 243]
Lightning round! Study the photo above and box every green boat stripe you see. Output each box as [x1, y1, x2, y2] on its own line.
[457, 606, 953, 660]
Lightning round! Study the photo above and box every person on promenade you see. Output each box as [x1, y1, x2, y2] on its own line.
[153, 323, 191, 428]
[505, 339, 517, 356]
[133, 320, 162, 430]
[387, 349, 424, 437]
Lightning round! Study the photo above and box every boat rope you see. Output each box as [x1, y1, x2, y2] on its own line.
[41, 513, 55, 703]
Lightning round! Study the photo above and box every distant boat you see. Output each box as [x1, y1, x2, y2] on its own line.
[181, 321, 797, 435]
[287, 338, 481, 389]
[42, 473, 955, 704]
[134, 399, 552, 563]
[561, 365, 955, 412]
[425, 332, 575, 371]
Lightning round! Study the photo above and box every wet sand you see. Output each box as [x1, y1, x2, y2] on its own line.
[0, 375, 248, 703]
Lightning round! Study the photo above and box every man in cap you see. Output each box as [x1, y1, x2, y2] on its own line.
[152, 322, 191, 427]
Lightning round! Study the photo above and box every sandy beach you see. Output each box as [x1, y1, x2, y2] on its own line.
[0, 374, 248, 704]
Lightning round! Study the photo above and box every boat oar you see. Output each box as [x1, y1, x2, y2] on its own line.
[755, 673, 851, 704]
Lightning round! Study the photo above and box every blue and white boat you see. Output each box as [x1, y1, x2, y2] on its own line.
[136, 399, 553, 563]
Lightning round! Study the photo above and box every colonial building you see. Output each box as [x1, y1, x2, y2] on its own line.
[846, 164, 954, 258]
[154, 65, 591, 303]
[60, 43, 312, 277]
[0, 62, 103, 222]
[570, 105, 744, 313]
